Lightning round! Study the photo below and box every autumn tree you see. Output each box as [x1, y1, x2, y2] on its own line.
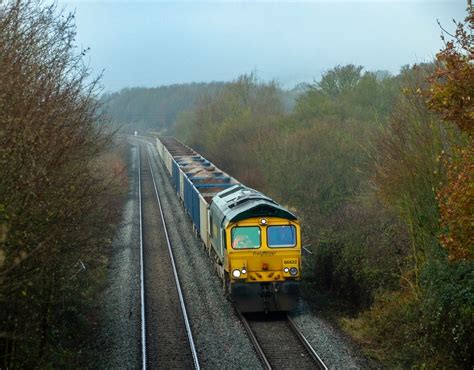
[427, 8, 474, 261]
[361, 11, 474, 366]
[0, 1, 117, 366]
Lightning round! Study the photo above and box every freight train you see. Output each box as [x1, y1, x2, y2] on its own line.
[155, 137, 301, 313]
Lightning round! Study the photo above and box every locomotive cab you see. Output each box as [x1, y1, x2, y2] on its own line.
[209, 185, 301, 312]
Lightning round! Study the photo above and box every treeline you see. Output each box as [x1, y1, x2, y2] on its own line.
[102, 83, 226, 133]
[102, 81, 301, 134]
[0, 2, 124, 366]
[173, 14, 473, 369]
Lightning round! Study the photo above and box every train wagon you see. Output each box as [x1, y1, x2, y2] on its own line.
[155, 137, 301, 313]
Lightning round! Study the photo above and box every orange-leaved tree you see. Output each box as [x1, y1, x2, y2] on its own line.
[427, 6, 474, 261]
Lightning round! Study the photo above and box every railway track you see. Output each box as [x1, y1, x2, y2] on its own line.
[236, 310, 328, 370]
[138, 144, 200, 369]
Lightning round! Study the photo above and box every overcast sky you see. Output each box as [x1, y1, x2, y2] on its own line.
[61, 1, 466, 92]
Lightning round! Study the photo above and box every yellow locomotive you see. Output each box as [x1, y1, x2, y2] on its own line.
[210, 185, 301, 312]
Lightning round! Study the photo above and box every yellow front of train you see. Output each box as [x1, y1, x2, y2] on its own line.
[225, 216, 301, 313]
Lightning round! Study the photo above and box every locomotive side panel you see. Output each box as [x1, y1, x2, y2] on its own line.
[208, 204, 225, 261]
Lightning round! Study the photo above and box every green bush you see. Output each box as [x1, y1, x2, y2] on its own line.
[311, 199, 409, 308]
[344, 260, 474, 368]
[420, 260, 474, 367]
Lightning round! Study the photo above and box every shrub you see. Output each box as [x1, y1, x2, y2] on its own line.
[311, 198, 410, 308]
[420, 260, 474, 367]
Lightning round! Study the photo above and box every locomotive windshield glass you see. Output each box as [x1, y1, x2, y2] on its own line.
[267, 225, 296, 248]
[231, 227, 261, 249]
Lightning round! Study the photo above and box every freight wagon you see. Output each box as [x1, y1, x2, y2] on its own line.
[156, 137, 301, 313]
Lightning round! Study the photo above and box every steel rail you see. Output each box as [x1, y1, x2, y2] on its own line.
[235, 309, 272, 370]
[146, 147, 201, 370]
[236, 307, 328, 370]
[287, 315, 328, 370]
[137, 146, 147, 370]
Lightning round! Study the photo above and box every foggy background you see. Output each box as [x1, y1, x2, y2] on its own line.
[62, 1, 466, 91]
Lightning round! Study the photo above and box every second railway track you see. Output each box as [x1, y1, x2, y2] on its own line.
[138, 144, 200, 369]
[237, 310, 328, 370]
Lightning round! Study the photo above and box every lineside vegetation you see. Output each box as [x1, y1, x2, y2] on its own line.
[0, 1, 125, 366]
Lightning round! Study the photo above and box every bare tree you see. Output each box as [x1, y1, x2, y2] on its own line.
[0, 1, 117, 366]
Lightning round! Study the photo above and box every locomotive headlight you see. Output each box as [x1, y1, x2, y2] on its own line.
[241, 268, 247, 275]
[283, 267, 289, 273]
[232, 269, 241, 278]
[289, 267, 298, 276]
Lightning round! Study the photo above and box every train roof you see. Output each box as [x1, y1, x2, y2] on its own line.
[209, 184, 297, 228]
